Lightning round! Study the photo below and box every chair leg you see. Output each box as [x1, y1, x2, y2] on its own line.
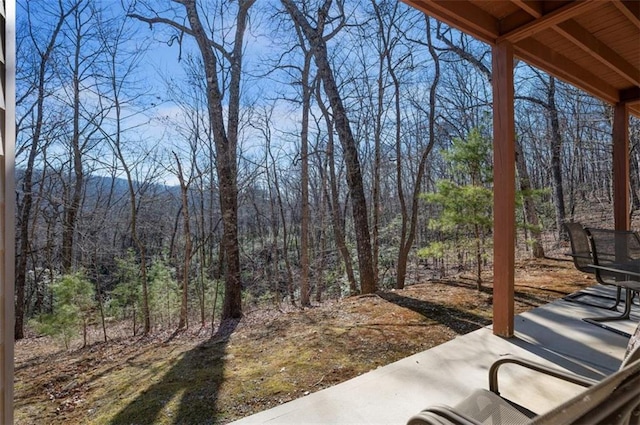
[564, 286, 622, 310]
[582, 288, 633, 338]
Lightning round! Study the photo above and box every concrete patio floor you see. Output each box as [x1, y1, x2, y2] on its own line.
[232, 285, 639, 424]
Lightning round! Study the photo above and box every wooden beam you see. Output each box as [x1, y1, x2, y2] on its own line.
[505, 3, 639, 86]
[492, 42, 515, 338]
[504, 1, 578, 29]
[621, 87, 640, 104]
[514, 38, 619, 104]
[510, 0, 544, 18]
[502, 1, 572, 33]
[0, 1, 14, 423]
[498, 0, 598, 43]
[614, 0, 640, 30]
[400, 0, 499, 44]
[553, 20, 640, 86]
[500, 9, 540, 35]
[613, 103, 630, 231]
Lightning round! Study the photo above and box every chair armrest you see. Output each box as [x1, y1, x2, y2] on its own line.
[407, 405, 483, 425]
[489, 355, 598, 396]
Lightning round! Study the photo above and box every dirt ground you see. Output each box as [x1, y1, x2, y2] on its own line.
[14, 257, 592, 424]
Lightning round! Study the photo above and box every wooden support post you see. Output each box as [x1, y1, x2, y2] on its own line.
[0, 1, 15, 423]
[612, 102, 630, 231]
[492, 42, 515, 338]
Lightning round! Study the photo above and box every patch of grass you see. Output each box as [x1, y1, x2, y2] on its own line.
[15, 258, 588, 424]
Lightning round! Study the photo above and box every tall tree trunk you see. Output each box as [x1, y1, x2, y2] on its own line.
[131, 0, 255, 320]
[515, 138, 545, 258]
[317, 173, 327, 302]
[62, 14, 86, 272]
[548, 77, 567, 241]
[268, 142, 296, 305]
[198, 251, 206, 325]
[282, 0, 375, 293]
[265, 147, 281, 305]
[174, 153, 192, 330]
[179, 0, 255, 319]
[107, 43, 151, 334]
[15, 1, 78, 339]
[396, 17, 439, 289]
[299, 51, 312, 306]
[371, 23, 385, 291]
[474, 223, 482, 288]
[113, 150, 151, 334]
[316, 84, 358, 295]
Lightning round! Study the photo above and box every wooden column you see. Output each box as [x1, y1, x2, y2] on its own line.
[0, 1, 15, 423]
[492, 42, 515, 338]
[612, 102, 630, 231]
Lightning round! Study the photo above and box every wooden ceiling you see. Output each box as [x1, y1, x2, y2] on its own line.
[401, 0, 640, 117]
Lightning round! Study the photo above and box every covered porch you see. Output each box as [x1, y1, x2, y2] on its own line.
[234, 0, 640, 423]
[232, 287, 638, 423]
[400, 0, 640, 338]
[0, 0, 638, 422]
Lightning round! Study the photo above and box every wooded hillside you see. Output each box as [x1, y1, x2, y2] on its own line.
[15, 0, 640, 343]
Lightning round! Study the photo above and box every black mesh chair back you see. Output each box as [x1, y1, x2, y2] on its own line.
[564, 222, 593, 273]
[586, 228, 640, 286]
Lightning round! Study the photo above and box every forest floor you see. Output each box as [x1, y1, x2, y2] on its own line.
[14, 256, 592, 425]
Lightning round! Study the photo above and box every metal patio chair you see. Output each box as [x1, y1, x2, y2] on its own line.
[563, 222, 622, 310]
[582, 228, 640, 338]
[406, 322, 640, 425]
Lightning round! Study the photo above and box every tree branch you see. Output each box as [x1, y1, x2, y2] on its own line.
[516, 95, 549, 110]
[127, 13, 233, 62]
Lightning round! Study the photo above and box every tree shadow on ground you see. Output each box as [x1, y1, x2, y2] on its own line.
[110, 319, 239, 425]
[513, 289, 558, 307]
[377, 292, 491, 335]
[431, 278, 568, 307]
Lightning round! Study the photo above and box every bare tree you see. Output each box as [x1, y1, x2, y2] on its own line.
[14, 0, 80, 340]
[172, 152, 192, 330]
[281, 0, 376, 293]
[60, 0, 106, 272]
[517, 72, 567, 241]
[99, 6, 154, 334]
[395, 16, 440, 289]
[163, 54, 222, 326]
[315, 84, 358, 295]
[282, 17, 316, 306]
[130, 0, 256, 319]
[547, 76, 568, 240]
[298, 35, 312, 307]
[515, 137, 545, 258]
